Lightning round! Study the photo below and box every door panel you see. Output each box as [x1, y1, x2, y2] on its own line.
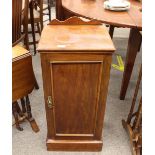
[50, 61, 103, 137]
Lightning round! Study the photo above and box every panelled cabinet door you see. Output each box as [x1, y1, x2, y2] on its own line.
[50, 61, 102, 138]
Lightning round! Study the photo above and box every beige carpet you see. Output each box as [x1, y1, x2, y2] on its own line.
[12, 7, 142, 155]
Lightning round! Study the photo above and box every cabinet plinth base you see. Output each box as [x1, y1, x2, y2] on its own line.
[46, 139, 103, 151]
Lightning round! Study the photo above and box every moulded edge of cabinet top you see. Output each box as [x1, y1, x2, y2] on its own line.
[37, 24, 115, 53]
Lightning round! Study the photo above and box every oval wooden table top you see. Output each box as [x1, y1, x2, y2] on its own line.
[62, 0, 142, 30]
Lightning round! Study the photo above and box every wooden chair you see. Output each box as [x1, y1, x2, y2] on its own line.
[122, 65, 142, 155]
[12, 0, 39, 89]
[28, 0, 43, 54]
[12, 45, 39, 132]
[12, 0, 29, 49]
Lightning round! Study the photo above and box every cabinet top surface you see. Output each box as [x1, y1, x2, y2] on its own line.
[37, 24, 115, 52]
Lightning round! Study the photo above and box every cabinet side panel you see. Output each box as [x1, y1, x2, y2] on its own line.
[94, 56, 112, 139]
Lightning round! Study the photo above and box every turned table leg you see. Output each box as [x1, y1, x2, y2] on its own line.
[109, 25, 115, 39]
[21, 98, 26, 113]
[120, 28, 142, 100]
[56, 0, 65, 20]
[25, 95, 39, 132]
[12, 102, 23, 131]
[16, 102, 24, 117]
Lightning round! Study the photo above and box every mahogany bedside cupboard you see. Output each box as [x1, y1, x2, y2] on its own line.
[37, 17, 115, 151]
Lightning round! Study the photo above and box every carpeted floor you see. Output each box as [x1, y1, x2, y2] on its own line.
[12, 7, 142, 155]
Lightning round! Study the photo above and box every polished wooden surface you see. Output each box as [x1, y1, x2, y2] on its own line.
[61, 0, 142, 29]
[127, 0, 142, 29]
[38, 17, 115, 151]
[38, 17, 115, 51]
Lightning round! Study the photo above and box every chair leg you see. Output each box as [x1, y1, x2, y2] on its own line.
[40, 13, 44, 31]
[12, 102, 23, 131]
[37, 22, 41, 35]
[24, 34, 29, 50]
[29, 2, 37, 55]
[25, 96, 39, 132]
[23, 23, 29, 50]
[48, 2, 51, 21]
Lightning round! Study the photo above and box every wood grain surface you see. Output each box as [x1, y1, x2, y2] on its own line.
[61, 0, 142, 29]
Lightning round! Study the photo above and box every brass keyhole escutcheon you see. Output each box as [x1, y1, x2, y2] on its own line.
[47, 96, 54, 108]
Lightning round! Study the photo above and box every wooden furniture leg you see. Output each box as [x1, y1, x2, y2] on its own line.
[29, 1, 37, 55]
[34, 76, 39, 89]
[23, 0, 29, 51]
[127, 65, 142, 124]
[132, 97, 142, 130]
[109, 25, 114, 39]
[122, 65, 142, 155]
[21, 98, 26, 113]
[25, 95, 39, 132]
[12, 102, 23, 131]
[23, 18, 29, 50]
[120, 28, 142, 100]
[56, 0, 64, 20]
[48, 0, 51, 21]
[16, 102, 24, 117]
[37, 22, 41, 35]
[122, 97, 142, 155]
[40, 17, 44, 32]
[24, 33, 29, 50]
